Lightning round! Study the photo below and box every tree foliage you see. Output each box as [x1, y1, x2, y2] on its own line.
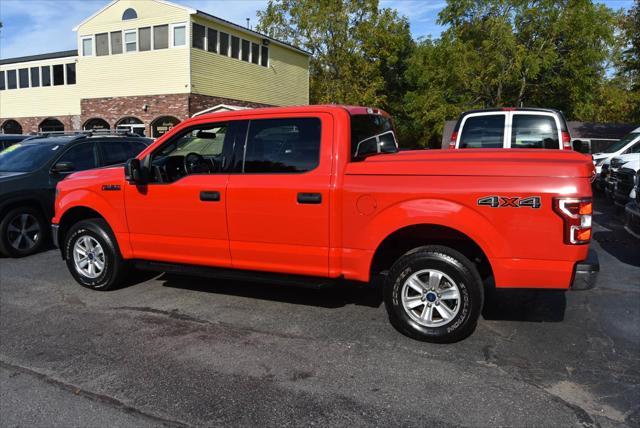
[256, 0, 413, 108]
[258, 0, 638, 148]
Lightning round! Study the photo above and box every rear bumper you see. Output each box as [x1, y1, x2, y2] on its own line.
[51, 224, 59, 248]
[571, 249, 599, 290]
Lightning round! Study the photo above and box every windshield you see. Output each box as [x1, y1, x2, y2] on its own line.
[623, 141, 640, 154]
[600, 133, 639, 153]
[0, 143, 60, 172]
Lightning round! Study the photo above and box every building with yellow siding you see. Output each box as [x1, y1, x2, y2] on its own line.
[0, 0, 310, 137]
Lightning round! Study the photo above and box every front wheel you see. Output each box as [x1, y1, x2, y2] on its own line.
[63, 218, 128, 290]
[0, 206, 47, 257]
[384, 245, 484, 343]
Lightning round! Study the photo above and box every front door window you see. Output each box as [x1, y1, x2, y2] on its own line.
[148, 123, 228, 183]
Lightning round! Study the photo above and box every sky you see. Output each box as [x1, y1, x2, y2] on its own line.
[0, 0, 635, 60]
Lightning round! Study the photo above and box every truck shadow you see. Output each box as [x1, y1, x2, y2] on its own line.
[482, 286, 566, 322]
[158, 272, 566, 322]
[159, 273, 385, 309]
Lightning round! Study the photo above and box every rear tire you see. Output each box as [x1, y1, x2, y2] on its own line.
[63, 218, 128, 290]
[0, 206, 47, 258]
[384, 245, 483, 343]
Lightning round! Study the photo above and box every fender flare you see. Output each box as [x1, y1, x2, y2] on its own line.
[57, 189, 132, 257]
[363, 198, 507, 261]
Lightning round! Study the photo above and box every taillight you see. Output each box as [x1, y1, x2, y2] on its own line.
[562, 131, 571, 149]
[449, 131, 458, 149]
[553, 198, 593, 244]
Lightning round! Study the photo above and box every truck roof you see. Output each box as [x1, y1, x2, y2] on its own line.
[195, 105, 390, 122]
[459, 107, 564, 115]
[453, 107, 569, 132]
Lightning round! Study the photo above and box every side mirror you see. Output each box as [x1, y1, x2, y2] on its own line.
[52, 161, 75, 174]
[124, 158, 145, 184]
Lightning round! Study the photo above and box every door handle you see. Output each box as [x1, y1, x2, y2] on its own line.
[200, 190, 221, 202]
[297, 192, 322, 204]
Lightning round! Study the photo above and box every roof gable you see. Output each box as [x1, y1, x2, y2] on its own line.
[73, 0, 195, 32]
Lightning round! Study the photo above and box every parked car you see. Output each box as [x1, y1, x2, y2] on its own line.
[592, 127, 640, 180]
[604, 146, 640, 202]
[52, 105, 598, 343]
[613, 157, 639, 212]
[0, 133, 152, 257]
[449, 107, 571, 150]
[625, 170, 640, 239]
[0, 134, 34, 151]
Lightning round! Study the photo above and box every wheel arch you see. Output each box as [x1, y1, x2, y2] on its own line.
[55, 186, 131, 259]
[0, 197, 49, 221]
[58, 206, 107, 259]
[369, 223, 494, 281]
[358, 198, 503, 282]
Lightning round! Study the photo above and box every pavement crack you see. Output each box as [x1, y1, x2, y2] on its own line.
[0, 359, 190, 428]
[112, 306, 210, 324]
[111, 305, 310, 340]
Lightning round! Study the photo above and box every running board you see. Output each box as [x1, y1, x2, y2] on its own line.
[132, 260, 341, 290]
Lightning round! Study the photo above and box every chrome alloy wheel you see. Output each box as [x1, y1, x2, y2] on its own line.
[6, 213, 40, 252]
[401, 269, 461, 327]
[73, 236, 105, 279]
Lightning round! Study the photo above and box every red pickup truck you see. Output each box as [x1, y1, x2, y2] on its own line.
[52, 105, 598, 342]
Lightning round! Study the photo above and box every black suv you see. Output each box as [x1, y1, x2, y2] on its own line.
[0, 133, 152, 257]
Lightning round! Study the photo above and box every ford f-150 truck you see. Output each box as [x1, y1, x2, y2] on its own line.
[52, 105, 599, 343]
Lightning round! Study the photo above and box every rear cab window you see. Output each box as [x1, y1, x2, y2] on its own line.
[350, 113, 398, 159]
[510, 114, 560, 149]
[458, 114, 506, 148]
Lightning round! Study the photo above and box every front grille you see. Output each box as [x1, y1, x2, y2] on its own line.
[636, 171, 640, 204]
[610, 158, 625, 169]
[616, 169, 636, 196]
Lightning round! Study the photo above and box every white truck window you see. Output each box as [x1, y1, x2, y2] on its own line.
[511, 115, 559, 149]
[459, 115, 505, 148]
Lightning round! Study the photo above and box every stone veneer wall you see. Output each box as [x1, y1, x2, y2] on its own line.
[1, 115, 80, 135]
[1, 93, 273, 136]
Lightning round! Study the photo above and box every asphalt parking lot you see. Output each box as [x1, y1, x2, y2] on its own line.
[1, 195, 639, 427]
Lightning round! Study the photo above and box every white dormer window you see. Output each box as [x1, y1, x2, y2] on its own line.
[122, 8, 137, 20]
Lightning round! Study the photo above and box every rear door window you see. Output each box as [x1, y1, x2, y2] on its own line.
[511, 114, 559, 149]
[243, 118, 321, 173]
[130, 140, 149, 157]
[99, 140, 132, 166]
[56, 143, 97, 171]
[459, 115, 505, 148]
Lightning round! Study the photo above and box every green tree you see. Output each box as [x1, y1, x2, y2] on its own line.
[608, 0, 640, 122]
[257, 0, 415, 142]
[405, 0, 625, 146]
[619, 0, 639, 90]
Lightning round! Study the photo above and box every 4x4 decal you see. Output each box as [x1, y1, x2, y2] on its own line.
[477, 196, 541, 209]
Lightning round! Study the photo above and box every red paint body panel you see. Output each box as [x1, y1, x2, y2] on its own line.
[124, 174, 231, 267]
[226, 112, 334, 276]
[53, 105, 595, 290]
